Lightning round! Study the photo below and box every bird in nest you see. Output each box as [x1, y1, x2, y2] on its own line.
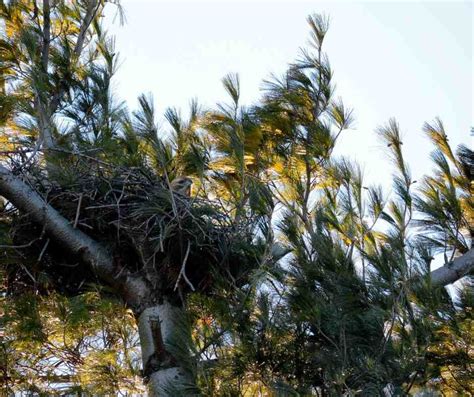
[170, 177, 193, 196]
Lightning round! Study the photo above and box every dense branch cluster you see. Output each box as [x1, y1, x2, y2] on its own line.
[0, 1, 472, 395]
[2, 154, 260, 299]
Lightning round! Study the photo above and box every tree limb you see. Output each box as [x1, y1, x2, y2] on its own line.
[430, 248, 474, 287]
[0, 164, 151, 312]
[73, 0, 100, 57]
[50, 0, 101, 113]
[41, 0, 51, 71]
[35, 0, 54, 150]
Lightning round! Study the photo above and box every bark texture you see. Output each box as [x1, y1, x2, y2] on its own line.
[138, 302, 196, 396]
[430, 247, 474, 286]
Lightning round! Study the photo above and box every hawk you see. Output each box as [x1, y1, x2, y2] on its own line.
[170, 177, 193, 196]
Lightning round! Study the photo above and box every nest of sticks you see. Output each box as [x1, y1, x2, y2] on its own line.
[2, 154, 262, 298]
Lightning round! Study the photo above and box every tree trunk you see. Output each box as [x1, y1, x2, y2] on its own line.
[137, 300, 197, 396]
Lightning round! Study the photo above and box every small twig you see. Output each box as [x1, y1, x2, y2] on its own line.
[114, 265, 126, 280]
[17, 136, 43, 171]
[50, 148, 114, 167]
[58, 262, 80, 268]
[405, 370, 419, 394]
[73, 193, 83, 228]
[84, 203, 128, 210]
[77, 222, 93, 230]
[0, 227, 47, 249]
[20, 264, 37, 283]
[37, 238, 50, 262]
[114, 174, 129, 240]
[173, 241, 195, 291]
[0, 240, 38, 249]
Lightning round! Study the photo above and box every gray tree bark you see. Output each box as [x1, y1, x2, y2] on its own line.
[138, 301, 197, 396]
[430, 248, 474, 287]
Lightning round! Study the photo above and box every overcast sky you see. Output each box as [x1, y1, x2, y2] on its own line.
[104, 0, 472, 188]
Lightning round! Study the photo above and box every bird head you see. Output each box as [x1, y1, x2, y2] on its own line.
[170, 177, 193, 196]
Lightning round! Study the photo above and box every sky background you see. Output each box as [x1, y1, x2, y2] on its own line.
[104, 0, 472, 190]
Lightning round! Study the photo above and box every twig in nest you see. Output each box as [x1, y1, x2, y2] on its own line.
[73, 193, 83, 228]
[37, 238, 50, 262]
[0, 240, 38, 249]
[20, 264, 37, 283]
[173, 241, 195, 292]
[77, 222, 93, 230]
[0, 226, 47, 249]
[84, 203, 128, 210]
[114, 265, 126, 280]
[49, 147, 113, 167]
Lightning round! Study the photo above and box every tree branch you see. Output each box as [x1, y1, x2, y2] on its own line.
[35, 0, 54, 150]
[73, 0, 100, 57]
[49, 0, 100, 113]
[430, 248, 474, 287]
[41, 0, 51, 71]
[0, 165, 151, 312]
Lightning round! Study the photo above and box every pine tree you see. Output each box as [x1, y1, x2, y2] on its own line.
[0, 3, 472, 396]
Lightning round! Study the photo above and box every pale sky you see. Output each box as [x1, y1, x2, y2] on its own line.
[104, 0, 472, 189]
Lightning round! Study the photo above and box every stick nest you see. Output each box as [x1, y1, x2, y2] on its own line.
[2, 156, 263, 299]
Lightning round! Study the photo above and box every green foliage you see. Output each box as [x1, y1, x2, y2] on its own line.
[2, 292, 143, 396]
[187, 15, 472, 397]
[0, 3, 472, 396]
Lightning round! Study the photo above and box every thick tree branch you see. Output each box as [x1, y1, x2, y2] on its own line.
[138, 302, 195, 396]
[0, 165, 151, 311]
[50, 0, 100, 113]
[35, 0, 54, 150]
[430, 248, 474, 287]
[74, 0, 100, 57]
[41, 0, 51, 71]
